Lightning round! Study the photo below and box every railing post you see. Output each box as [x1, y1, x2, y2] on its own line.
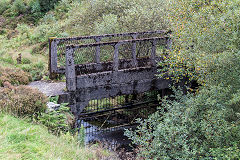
[65, 46, 76, 91]
[113, 43, 121, 71]
[151, 39, 157, 67]
[49, 37, 58, 79]
[94, 37, 102, 63]
[131, 34, 138, 67]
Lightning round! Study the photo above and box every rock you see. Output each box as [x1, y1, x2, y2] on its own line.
[47, 102, 60, 111]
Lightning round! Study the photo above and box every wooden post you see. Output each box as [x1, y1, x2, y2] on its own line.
[113, 43, 121, 71]
[49, 37, 58, 79]
[151, 39, 157, 67]
[131, 34, 138, 67]
[94, 37, 102, 63]
[16, 53, 22, 64]
[65, 46, 76, 92]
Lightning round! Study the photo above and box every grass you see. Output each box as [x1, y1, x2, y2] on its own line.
[0, 113, 107, 160]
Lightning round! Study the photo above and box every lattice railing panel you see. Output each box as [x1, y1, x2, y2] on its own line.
[76, 90, 160, 137]
[49, 30, 170, 76]
[99, 45, 114, 62]
[80, 90, 159, 115]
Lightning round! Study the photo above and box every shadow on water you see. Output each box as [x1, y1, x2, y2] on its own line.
[74, 90, 165, 156]
[77, 119, 136, 152]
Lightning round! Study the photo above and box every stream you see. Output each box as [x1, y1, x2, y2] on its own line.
[78, 120, 135, 151]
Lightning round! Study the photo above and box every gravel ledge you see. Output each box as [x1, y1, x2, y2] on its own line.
[28, 81, 66, 97]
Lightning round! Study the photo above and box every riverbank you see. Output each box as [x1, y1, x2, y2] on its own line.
[0, 113, 110, 160]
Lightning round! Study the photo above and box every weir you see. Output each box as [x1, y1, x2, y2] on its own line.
[49, 30, 174, 138]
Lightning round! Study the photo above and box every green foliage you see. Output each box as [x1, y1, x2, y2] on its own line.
[0, 56, 14, 65]
[21, 61, 46, 81]
[1, 0, 62, 24]
[0, 0, 11, 15]
[129, 1, 240, 158]
[54, 0, 73, 19]
[16, 23, 31, 38]
[125, 88, 240, 159]
[67, 0, 168, 35]
[37, 96, 75, 135]
[21, 57, 31, 64]
[38, 0, 60, 13]
[78, 125, 86, 146]
[210, 143, 240, 160]
[12, 0, 27, 16]
[28, 0, 43, 20]
[159, 0, 240, 84]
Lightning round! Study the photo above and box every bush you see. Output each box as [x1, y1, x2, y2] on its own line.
[12, 0, 27, 16]
[67, 0, 168, 35]
[127, 50, 240, 159]
[38, 0, 60, 13]
[132, 1, 240, 158]
[0, 85, 48, 117]
[125, 88, 240, 159]
[159, 0, 240, 84]
[0, 0, 11, 15]
[28, 0, 43, 20]
[0, 56, 14, 64]
[0, 67, 32, 87]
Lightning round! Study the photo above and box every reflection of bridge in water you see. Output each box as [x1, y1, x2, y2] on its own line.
[49, 30, 176, 139]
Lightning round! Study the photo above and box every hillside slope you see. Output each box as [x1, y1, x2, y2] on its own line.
[0, 0, 168, 81]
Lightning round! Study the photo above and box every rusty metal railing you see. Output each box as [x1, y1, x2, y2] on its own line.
[49, 30, 171, 78]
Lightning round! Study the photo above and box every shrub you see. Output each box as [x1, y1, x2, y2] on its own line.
[125, 88, 240, 159]
[133, 1, 240, 159]
[0, 85, 47, 117]
[0, 0, 11, 15]
[210, 143, 240, 159]
[158, 0, 240, 84]
[12, 0, 27, 16]
[28, 0, 43, 21]
[38, 0, 60, 13]
[127, 53, 240, 159]
[67, 0, 168, 35]
[0, 67, 32, 87]
[54, 0, 73, 19]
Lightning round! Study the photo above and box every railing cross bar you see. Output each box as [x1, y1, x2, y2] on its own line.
[68, 36, 168, 50]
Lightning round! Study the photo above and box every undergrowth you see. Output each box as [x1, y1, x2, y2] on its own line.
[0, 85, 47, 118]
[37, 96, 76, 135]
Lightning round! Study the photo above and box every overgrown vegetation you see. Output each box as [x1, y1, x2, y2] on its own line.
[0, 66, 31, 87]
[126, 0, 240, 159]
[37, 96, 76, 135]
[0, 85, 47, 117]
[0, 79, 108, 159]
[1, 0, 240, 159]
[0, 0, 169, 84]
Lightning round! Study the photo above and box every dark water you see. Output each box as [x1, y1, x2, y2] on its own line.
[78, 120, 135, 151]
